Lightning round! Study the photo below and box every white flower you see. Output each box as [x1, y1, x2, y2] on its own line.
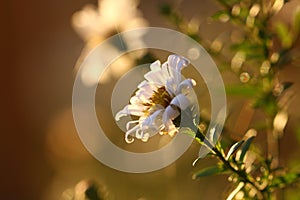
[72, 0, 148, 48]
[115, 55, 196, 143]
[72, 0, 148, 85]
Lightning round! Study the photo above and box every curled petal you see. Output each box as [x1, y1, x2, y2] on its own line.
[115, 105, 145, 121]
[168, 55, 189, 73]
[177, 79, 196, 94]
[114, 54, 194, 143]
[135, 129, 150, 142]
[141, 133, 150, 142]
[170, 94, 191, 110]
[163, 105, 180, 124]
[167, 55, 190, 84]
[135, 128, 143, 139]
[126, 120, 139, 130]
[125, 125, 139, 143]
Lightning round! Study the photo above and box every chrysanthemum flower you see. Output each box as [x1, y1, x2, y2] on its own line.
[72, 0, 148, 47]
[72, 0, 148, 85]
[115, 55, 197, 143]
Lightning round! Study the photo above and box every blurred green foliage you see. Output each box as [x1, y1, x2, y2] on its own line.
[68, 0, 300, 199]
[160, 0, 300, 199]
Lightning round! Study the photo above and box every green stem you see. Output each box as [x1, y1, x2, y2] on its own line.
[195, 128, 266, 199]
[214, 148, 265, 199]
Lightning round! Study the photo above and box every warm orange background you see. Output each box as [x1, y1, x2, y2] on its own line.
[3, 0, 300, 199]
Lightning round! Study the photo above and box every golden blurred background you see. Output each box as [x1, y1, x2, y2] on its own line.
[3, 0, 300, 199]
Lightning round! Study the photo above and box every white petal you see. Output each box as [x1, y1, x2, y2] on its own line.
[170, 94, 191, 110]
[165, 79, 177, 96]
[135, 129, 150, 142]
[129, 96, 141, 105]
[161, 62, 171, 78]
[135, 128, 143, 139]
[137, 80, 148, 88]
[115, 110, 127, 121]
[115, 104, 145, 121]
[162, 105, 180, 124]
[167, 55, 190, 84]
[125, 125, 139, 143]
[169, 55, 189, 72]
[125, 136, 134, 143]
[168, 128, 178, 137]
[150, 60, 161, 71]
[176, 79, 196, 94]
[126, 120, 139, 130]
[142, 109, 163, 129]
[137, 82, 154, 93]
[164, 119, 178, 136]
[135, 93, 151, 103]
[141, 133, 150, 142]
[144, 70, 166, 85]
[135, 90, 152, 101]
[137, 80, 156, 90]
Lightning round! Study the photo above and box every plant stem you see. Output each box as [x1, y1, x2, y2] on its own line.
[214, 147, 266, 199]
[195, 128, 265, 199]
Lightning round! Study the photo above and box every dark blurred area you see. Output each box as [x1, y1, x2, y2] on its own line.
[2, 0, 300, 199]
[2, 0, 90, 199]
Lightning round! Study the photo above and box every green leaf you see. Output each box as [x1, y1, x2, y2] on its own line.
[226, 85, 258, 97]
[192, 166, 224, 179]
[231, 42, 265, 60]
[239, 136, 255, 162]
[271, 173, 300, 188]
[253, 92, 278, 116]
[226, 140, 244, 160]
[231, 42, 263, 52]
[275, 22, 293, 48]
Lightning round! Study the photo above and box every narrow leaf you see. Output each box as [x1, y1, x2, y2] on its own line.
[275, 22, 293, 48]
[192, 157, 201, 166]
[226, 140, 244, 160]
[192, 166, 224, 179]
[239, 136, 255, 162]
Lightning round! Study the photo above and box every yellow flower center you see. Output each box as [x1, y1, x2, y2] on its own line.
[143, 86, 172, 115]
